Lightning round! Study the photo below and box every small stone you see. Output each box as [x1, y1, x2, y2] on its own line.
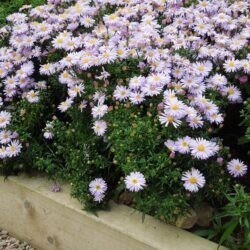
[118, 191, 135, 205]
[1, 230, 8, 235]
[0, 242, 6, 247]
[21, 242, 28, 247]
[195, 204, 214, 227]
[175, 208, 198, 229]
[0, 230, 34, 250]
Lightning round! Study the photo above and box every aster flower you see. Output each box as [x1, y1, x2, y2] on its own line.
[4, 76, 17, 89]
[6, 140, 22, 157]
[21, 61, 34, 76]
[227, 159, 247, 177]
[99, 48, 117, 64]
[93, 91, 106, 105]
[189, 138, 219, 160]
[207, 113, 224, 125]
[0, 146, 7, 159]
[182, 168, 205, 192]
[89, 178, 107, 202]
[129, 91, 145, 105]
[163, 99, 186, 118]
[186, 115, 204, 129]
[113, 86, 130, 101]
[176, 136, 191, 154]
[0, 130, 12, 144]
[142, 83, 162, 97]
[58, 98, 73, 112]
[129, 77, 145, 90]
[92, 120, 107, 136]
[223, 59, 240, 73]
[92, 193, 105, 203]
[52, 35, 68, 49]
[0, 111, 11, 128]
[193, 61, 213, 77]
[43, 131, 54, 139]
[68, 84, 85, 98]
[40, 63, 56, 75]
[91, 105, 108, 119]
[50, 184, 61, 193]
[125, 172, 146, 192]
[223, 86, 242, 103]
[164, 139, 177, 152]
[26, 90, 39, 103]
[159, 113, 182, 128]
[79, 100, 87, 112]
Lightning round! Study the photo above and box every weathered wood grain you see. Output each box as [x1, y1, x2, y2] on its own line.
[0, 175, 226, 250]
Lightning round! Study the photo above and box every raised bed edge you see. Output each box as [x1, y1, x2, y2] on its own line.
[0, 175, 227, 250]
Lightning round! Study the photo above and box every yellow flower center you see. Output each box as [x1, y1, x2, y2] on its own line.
[103, 52, 110, 58]
[30, 92, 36, 98]
[43, 64, 50, 70]
[197, 144, 205, 151]
[0, 148, 6, 153]
[198, 65, 205, 72]
[171, 104, 179, 110]
[132, 178, 138, 184]
[193, 117, 198, 124]
[40, 25, 47, 32]
[83, 58, 90, 63]
[117, 49, 124, 55]
[167, 116, 174, 122]
[189, 176, 197, 184]
[63, 72, 69, 78]
[228, 88, 235, 95]
[0, 117, 6, 123]
[56, 38, 64, 44]
[235, 164, 241, 171]
[121, 90, 126, 96]
[109, 14, 117, 20]
[3, 133, 9, 139]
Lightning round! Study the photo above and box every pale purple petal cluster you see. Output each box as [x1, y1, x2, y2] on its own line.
[89, 178, 108, 202]
[125, 172, 146, 192]
[165, 137, 219, 160]
[227, 159, 248, 177]
[182, 168, 206, 192]
[0, 0, 247, 191]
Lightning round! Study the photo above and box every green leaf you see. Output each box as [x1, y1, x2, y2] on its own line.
[244, 218, 249, 229]
[194, 229, 212, 237]
[219, 220, 238, 246]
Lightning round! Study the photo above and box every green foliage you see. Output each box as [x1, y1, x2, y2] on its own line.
[196, 185, 250, 249]
[0, 0, 45, 25]
[239, 98, 250, 155]
[0, 1, 248, 245]
[106, 103, 232, 221]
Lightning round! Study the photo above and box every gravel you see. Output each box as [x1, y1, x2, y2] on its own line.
[0, 230, 34, 250]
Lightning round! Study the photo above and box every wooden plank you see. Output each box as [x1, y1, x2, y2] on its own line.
[0, 175, 226, 250]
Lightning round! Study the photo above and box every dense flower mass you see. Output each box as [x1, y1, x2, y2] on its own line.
[0, 0, 248, 206]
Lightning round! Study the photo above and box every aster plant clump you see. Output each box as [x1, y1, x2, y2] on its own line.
[0, 0, 249, 235]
